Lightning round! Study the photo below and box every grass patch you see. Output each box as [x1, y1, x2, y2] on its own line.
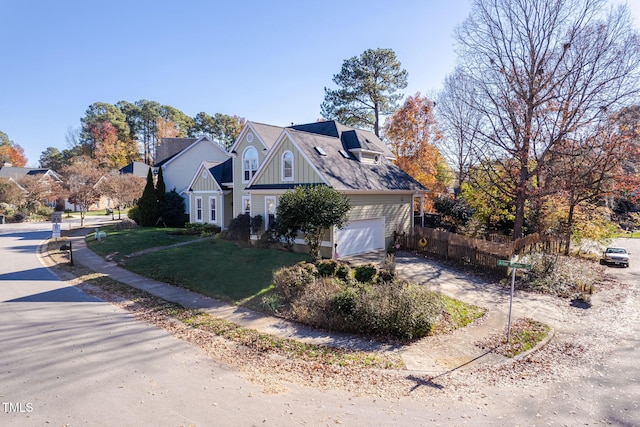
[45, 245, 403, 369]
[86, 225, 201, 262]
[122, 239, 309, 303]
[475, 318, 551, 358]
[433, 294, 486, 334]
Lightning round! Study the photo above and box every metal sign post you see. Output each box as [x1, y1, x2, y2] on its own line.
[497, 259, 532, 342]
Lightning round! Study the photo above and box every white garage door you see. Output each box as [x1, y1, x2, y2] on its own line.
[336, 218, 385, 257]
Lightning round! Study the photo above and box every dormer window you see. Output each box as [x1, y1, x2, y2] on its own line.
[242, 146, 258, 182]
[282, 151, 293, 181]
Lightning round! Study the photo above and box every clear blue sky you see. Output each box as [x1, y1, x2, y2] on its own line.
[1, 0, 638, 167]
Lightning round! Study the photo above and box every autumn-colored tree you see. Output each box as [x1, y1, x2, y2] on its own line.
[155, 117, 180, 140]
[456, 0, 640, 239]
[97, 171, 145, 220]
[60, 156, 105, 226]
[0, 177, 24, 206]
[193, 112, 245, 149]
[90, 121, 140, 169]
[544, 121, 631, 252]
[158, 105, 196, 137]
[611, 105, 640, 202]
[16, 174, 62, 214]
[384, 93, 450, 200]
[0, 130, 27, 167]
[460, 160, 517, 235]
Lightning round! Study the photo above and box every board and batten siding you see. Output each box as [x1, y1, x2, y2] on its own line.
[191, 168, 220, 192]
[251, 137, 323, 185]
[231, 130, 270, 218]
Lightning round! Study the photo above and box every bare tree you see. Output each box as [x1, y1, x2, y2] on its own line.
[60, 157, 104, 226]
[16, 175, 61, 214]
[437, 67, 483, 198]
[97, 171, 145, 220]
[455, 0, 640, 238]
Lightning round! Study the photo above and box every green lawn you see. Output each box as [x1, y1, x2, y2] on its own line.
[123, 239, 309, 303]
[86, 225, 202, 262]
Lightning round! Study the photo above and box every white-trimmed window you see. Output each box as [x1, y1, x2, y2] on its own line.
[282, 151, 293, 181]
[242, 146, 258, 182]
[242, 196, 251, 215]
[208, 197, 217, 223]
[265, 196, 276, 230]
[195, 196, 203, 222]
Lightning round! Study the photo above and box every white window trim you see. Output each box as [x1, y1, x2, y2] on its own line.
[265, 196, 277, 230]
[208, 196, 217, 224]
[242, 146, 259, 183]
[195, 196, 203, 223]
[281, 150, 294, 181]
[242, 196, 251, 216]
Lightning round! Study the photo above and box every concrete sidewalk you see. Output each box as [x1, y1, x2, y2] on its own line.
[43, 227, 555, 373]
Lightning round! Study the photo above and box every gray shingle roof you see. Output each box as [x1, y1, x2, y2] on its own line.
[119, 161, 150, 177]
[156, 137, 198, 164]
[249, 122, 284, 148]
[289, 120, 395, 159]
[288, 129, 424, 191]
[0, 166, 56, 180]
[209, 158, 233, 189]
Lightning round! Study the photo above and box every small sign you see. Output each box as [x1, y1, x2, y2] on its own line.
[497, 259, 532, 269]
[51, 212, 62, 223]
[52, 223, 61, 239]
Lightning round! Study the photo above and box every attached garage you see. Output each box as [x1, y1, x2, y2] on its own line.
[336, 218, 385, 257]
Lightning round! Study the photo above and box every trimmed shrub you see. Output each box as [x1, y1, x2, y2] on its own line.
[354, 264, 378, 283]
[183, 222, 221, 236]
[226, 213, 251, 242]
[127, 206, 140, 224]
[158, 189, 186, 227]
[316, 260, 339, 277]
[335, 263, 352, 280]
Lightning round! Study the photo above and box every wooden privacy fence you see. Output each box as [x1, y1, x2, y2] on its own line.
[394, 227, 569, 273]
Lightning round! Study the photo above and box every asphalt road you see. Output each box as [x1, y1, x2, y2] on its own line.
[1, 221, 638, 426]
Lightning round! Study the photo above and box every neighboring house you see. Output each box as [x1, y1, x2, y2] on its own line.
[184, 121, 426, 258]
[0, 163, 63, 207]
[155, 137, 198, 165]
[119, 161, 150, 178]
[155, 136, 229, 212]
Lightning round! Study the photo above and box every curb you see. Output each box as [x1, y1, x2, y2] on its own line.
[496, 326, 556, 367]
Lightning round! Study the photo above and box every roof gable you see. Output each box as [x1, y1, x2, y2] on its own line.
[228, 121, 284, 153]
[186, 158, 233, 193]
[157, 136, 228, 169]
[246, 130, 329, 188]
